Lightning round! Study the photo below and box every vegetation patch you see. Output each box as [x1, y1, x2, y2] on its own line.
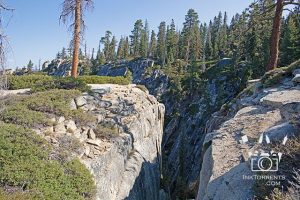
[261, 59, 300, 87]
[7, 74, 132, 92]
[0, 123, 95, 200]
[78, 75, 131, 85]
[135, 85, 148, 93]
[32, 77, 91, 92]
[187, 103, 199, 115]
[94, 123, 119, 138]
[7, 75, 53, 90]
[0, 90, 95, 128]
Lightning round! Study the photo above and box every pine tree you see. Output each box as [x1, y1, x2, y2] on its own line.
[101, 31, 112, 61]
[157, 22, 167, 66]
[99, 51, 106, 65]
[200, 23, 208, 69]
[140, 20, 150, 58]
[27, 60, 34, 73]
[109, 36, 117, 61]
[79, 48, 84, 60]
[91, 48, 95, 60]
[149, 30, 157, 58]
[280, 14, 300, 66]
[200, 23, 207, 47]
[205, 21, 213, 61]
[219, 12, 228, 56]
[61, 47, 67, 59]
[123, 36, 130, 59]
[60, 0, 94, 78]
[84, 42, 87, 58]
[117, 36, 124, 59]
[130, 19, 143, 57]
[166, 19, 178, 63]
[181, 9, 201, 63]
[211, 12, 223, 57]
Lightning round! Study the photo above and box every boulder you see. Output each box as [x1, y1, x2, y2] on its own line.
[57, 116, 65, 124]
[87, 129, 96, 140]
[75, 96, 87, 107]
[65, 120, 77, 132]
[82, 103, 96, 111]
[86, 139, 101, 147]
[85, 146, 91, 156]
[54, 123, 66, 134]
[292, 74, 300, 83]
[265, 122, 298, 142]
[292, 68, 300, 75]
[70, 99, 77, 110]
[260, 89, 300, 106]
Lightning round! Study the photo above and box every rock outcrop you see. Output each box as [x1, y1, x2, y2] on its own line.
[33, 84, 165, 200]
[196, 69, 300, 200]
[97, 58, 251, 198]
[82, 84, 165, 200]
[45, 58, 91, 76]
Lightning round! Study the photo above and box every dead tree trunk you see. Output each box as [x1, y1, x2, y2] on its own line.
[71, 0, 81, 78]
[267, 0, 284, 71]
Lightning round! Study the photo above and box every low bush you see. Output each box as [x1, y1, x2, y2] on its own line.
[77, 75, 131, 85]
[0, 90, 94, 127]
[261, 59, 300, 87]
[0, 189, 38, 200]
[0, 123, 95, 200]
[0, 104, 49, 127]
[32, 77, 91, 92]
[8, 74, 131, 92]
[94, 123, 119, 138]
[7, 75, 53, 90]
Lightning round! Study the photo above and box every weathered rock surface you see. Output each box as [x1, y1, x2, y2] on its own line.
[196, 72, 300, 200]
[292, 74, 300, 83]
[80, 84, 165, 200]
[45, 58, 91, 76]
[0, 88, 31, 96]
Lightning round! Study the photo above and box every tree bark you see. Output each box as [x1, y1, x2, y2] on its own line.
[72, 0, 81, 78]
[267, 0, 284, 71]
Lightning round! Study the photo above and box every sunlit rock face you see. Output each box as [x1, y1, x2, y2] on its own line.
[79, 84, 165, 200]
[196, 70, 300, 200]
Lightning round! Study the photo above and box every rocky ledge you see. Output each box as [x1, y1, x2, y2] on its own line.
[34, 84, 165, 200]
[196, 70, 300, 200]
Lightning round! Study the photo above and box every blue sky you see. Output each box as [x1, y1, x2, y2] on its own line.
[5, 0, 253, 69]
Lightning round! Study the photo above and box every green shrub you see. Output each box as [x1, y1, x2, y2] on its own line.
[32, 77, 91, 92]
[71, 109, 96, 126]
[0, 90, 94, 127]
[7, 75, 53, 90]
[0, 123, 95, 200]
[94, 123, 119, 138]
[25, 89, 81, 116]
[0, 104, 49, 127]
[0, 189, 39, 200]
[8, 74, 131, 92]
[77, 75, 131, 85]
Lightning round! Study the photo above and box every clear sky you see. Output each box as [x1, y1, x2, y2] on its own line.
[4, 0, 254, 69]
